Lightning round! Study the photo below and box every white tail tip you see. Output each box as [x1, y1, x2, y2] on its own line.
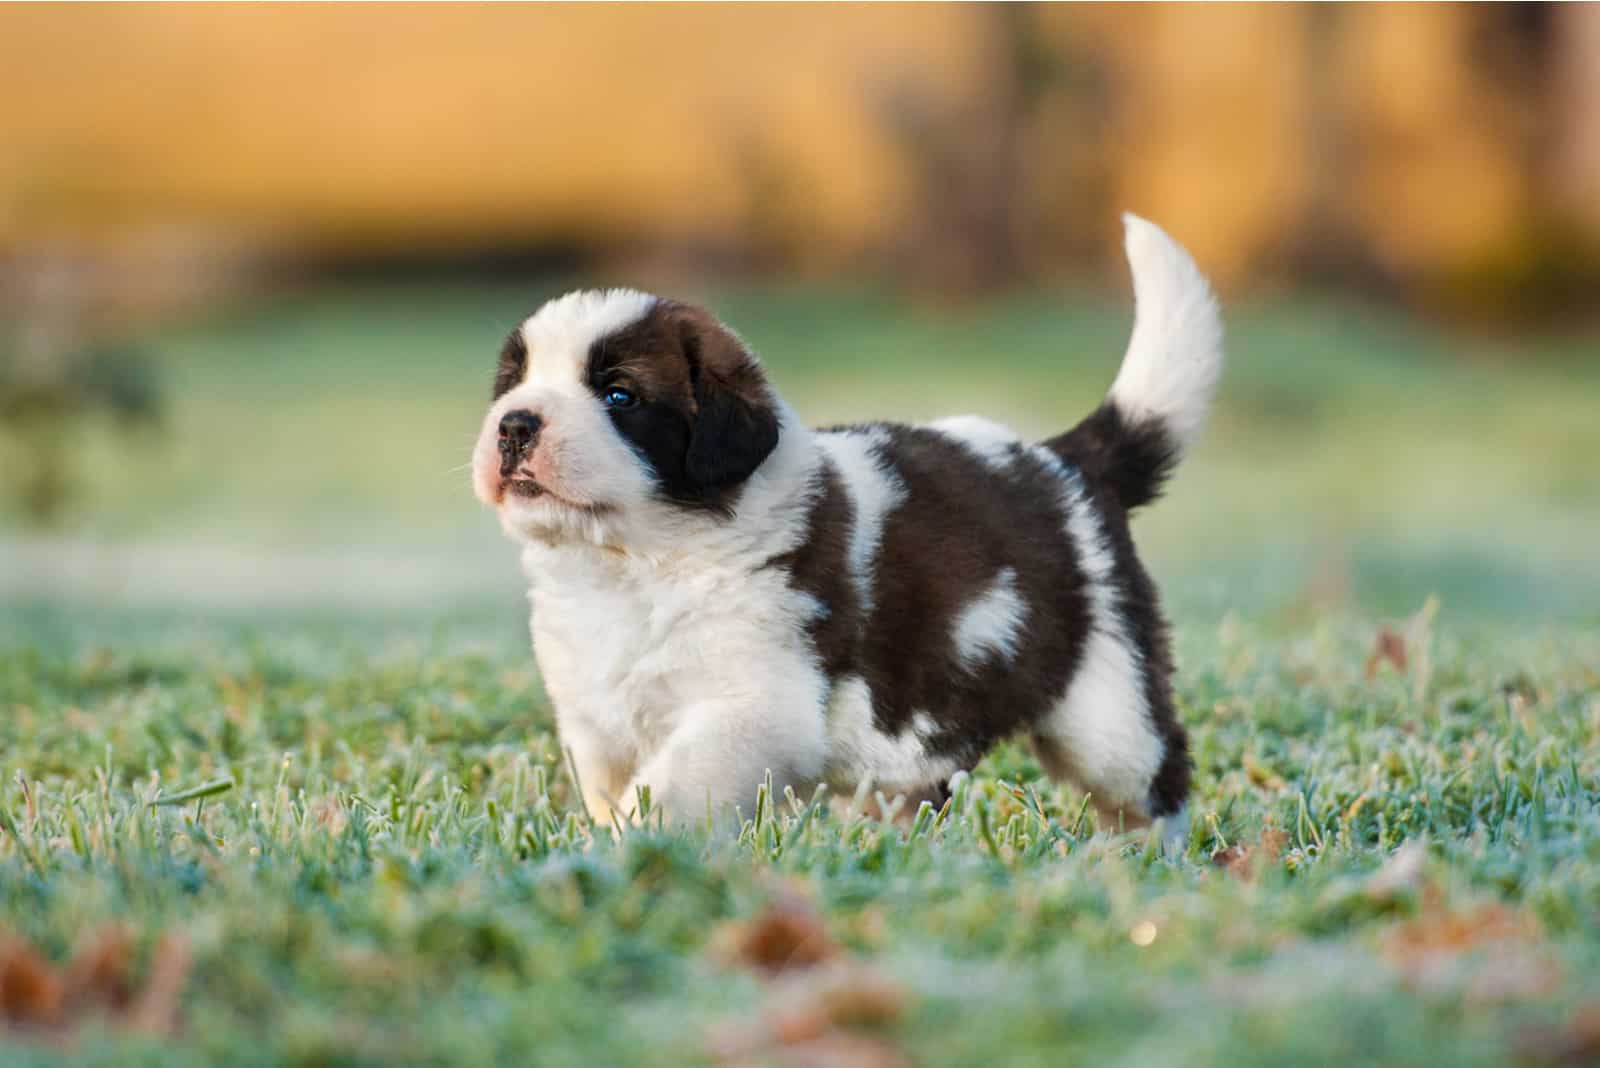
[1107, 214, 1223, 452]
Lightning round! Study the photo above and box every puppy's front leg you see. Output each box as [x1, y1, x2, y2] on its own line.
[622, 698, 826, 827]
[558, 716, 635, 827]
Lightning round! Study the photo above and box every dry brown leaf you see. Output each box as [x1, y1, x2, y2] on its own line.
[127, 933, 192, 1036]
[712, 1026, 912, 1068]
[708, 953, 911, 1065]
[767, 1033, 913, 1068]
[0, 933, 66, 1028]
[1211, 843, 1259, 882]
[1210, 843, 1250, 874]
[0, 925, 190, 1040]
[811, 966, 908, 1029]
[1212, 828, 1288, 882]
[63, 924, 133, 1011]
[709, 883, 908, 1065]
[1382, 901, 1528, 959]
[715, 893, 840, 976]
[763, 1000, 831, 1047]
[1380, 900, 1559, 1002]
[1365, 626, 1408, 679]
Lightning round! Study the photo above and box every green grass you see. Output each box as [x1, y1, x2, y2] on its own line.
[2, 605, 1598, 1065]
[3, 282, 1600, 1063]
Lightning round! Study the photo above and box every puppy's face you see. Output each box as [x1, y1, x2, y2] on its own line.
[472, 290, 781, 543]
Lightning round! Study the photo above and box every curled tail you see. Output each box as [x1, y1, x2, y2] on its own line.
[1048, 214, 1223, 511]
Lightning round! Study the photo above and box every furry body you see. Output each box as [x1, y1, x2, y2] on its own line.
[471, 215, 1223, 828]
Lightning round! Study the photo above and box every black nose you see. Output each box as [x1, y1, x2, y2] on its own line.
[497, 409, 542, 473]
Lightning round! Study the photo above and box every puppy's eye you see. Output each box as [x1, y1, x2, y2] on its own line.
[602, 387, 638, 409]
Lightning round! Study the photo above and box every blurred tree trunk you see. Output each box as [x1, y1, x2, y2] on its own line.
[875, 6, 1059, 297]
[1284, 6, 1377, 286]
[1550, 2, 1600, 232]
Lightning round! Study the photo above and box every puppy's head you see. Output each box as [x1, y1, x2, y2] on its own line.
[472, 290, 781, 543]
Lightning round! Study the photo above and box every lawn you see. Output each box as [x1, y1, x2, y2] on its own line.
[3, 281, 1599, 1064]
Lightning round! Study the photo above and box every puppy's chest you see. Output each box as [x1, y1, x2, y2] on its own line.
[523, 549, 811, 739]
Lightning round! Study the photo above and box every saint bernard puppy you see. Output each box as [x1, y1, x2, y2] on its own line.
[471, 215, 1222, 836]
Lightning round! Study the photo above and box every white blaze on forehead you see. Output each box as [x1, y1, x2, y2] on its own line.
[951, 567, 1028, 669]
[928, 415, 1021, 468]
[1031, 445, 1164, 810]
[482, 288, 664, 543]
[516, 288, 659, 385]
[816, 428, 906, 618]
[824, 676, 958, 791]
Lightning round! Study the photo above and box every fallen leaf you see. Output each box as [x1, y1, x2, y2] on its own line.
[0, 933, 66, 1028]
[1212, 827, 1288, 882]
[708, 947, 911, 1066]
[807, 965, 907, 1029]
[64, 925, 133, 1011]
[1382, 901, 1526, 958]
[127, 933, 192, 1036]
[1366, 626, 1408, 679]
[766, 1033, 912, 1068]
[1210, 843, 1248, 871]
[715, 893, 839, 975]
[0, 925, 190, 1041]
[763, 1000, 830, 1047]
[1380, 900, 1556, 1002]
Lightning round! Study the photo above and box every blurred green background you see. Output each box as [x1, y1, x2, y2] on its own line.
[2, 4, 1598, 627]
[5, 283, 1597, 627]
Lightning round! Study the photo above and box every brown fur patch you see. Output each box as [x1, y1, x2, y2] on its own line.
[765, 459, 861, 681]
[767, 422, 1192, 817]
[492, 328, 528, 399]
[587, 300, 779, 508]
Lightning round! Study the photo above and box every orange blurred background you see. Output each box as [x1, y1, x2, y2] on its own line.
[3, 4, 1598, 620]
[4, 3, 1597, 317]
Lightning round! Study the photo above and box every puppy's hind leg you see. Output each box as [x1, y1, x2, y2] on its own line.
[1029, 623, 1190, 843]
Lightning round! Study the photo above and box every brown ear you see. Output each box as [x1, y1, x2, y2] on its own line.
[667, 304, 780, 502]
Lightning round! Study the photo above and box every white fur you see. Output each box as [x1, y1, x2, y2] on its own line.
[928, 414, 1021, 468]
[469, 290, 836, 823]
[815, 428, 906, 618]
[1032, 446, 1166, 813]
[951, 567, 1028, 669]
[823, 677, 960, 792]
[472, 289, 664, 548]
[475, 217, 1217, 825]
[1107, 214, 1223, 452]
[519, 410, 832, 824]
[524, 289, 660, 365]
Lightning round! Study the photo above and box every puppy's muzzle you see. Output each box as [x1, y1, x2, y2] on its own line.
[497, 409, 543, 477]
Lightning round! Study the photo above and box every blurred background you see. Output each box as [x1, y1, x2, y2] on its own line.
[2, 3, 1597, 627]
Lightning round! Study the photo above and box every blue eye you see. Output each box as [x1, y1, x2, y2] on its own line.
[602, 387, 637, 409]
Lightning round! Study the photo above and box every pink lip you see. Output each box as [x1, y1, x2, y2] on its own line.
[500, 472, 603, 513]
